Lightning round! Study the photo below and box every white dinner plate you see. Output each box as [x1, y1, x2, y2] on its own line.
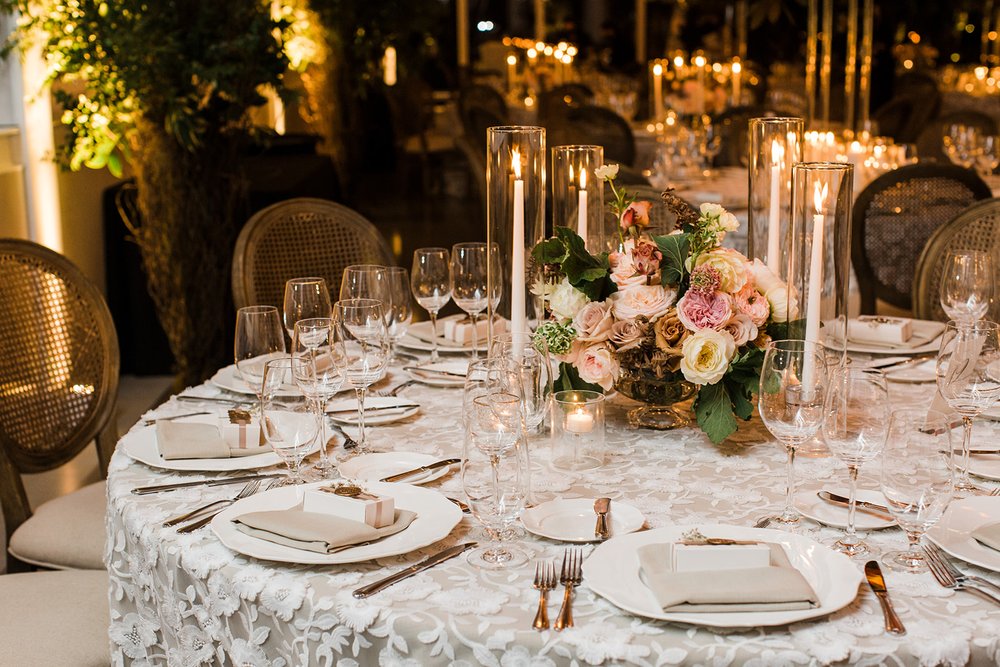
[793, 487, 895, 530]
[927, 497, 1000, 572]
[966, 444, 1000, 481]
[884, 359, 936, 384]
[521, 498, 645, 542]
[404, 361, 468, 387]
[210, 364, 300, 397]
[830, 319, 946, 355]
[211, 481, 462, 564]
[583, 524, 863, 628]
[337, 452, 456, 485]
[326, 397, 420, 425]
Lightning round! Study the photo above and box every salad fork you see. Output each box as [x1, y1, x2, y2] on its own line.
[377, 380, 419, 397]
[554, 549, 583, 630]
[532, 561, 556, 630]
[922, 543, 1000, 603]
[175, 479, 261, 533]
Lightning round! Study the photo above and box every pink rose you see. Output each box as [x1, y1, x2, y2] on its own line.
[676, 290, 734, 331]
[619, 201, 653, 230]
[723, 313, 758, 346]
[733, 284, 770, 327]
[609, 284, 677, 321]
[631, 239, 662, 277]
[609, 240, 647, 289]
[576, 343, 620, 391]
[572, 301, 614, 343]
[608, 318, 645, 351]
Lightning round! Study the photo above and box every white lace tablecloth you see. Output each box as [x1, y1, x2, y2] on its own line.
[107, 367, 1000, 666]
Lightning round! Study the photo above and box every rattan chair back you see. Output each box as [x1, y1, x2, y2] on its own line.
[912, 197, 1000, 322]
[0, 239, 119, 541]
[232, 198, 394, 311]
[548, 104, 636, 167]
[851, 163, 991, 313]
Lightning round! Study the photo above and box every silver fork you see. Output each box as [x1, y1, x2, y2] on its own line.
[554, 549, 583, 630]
[532, 561, 557, 630]
[175, 479, 261, 533]
[329, 422, 359, 450]
[377, 380, 419, 397]
[923, 543, 1000, 604]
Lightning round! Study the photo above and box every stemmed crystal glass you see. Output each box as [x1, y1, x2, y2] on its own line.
[234, 305, 286, 412]
[939, 250, 994, 327]
[261, 357, 319, 486]
[283, 277, 332, 339]
[880, 409, 955, 573]
[385, 267, 416, 363]
[821, 366, 890, 557]
[935, 320, 1000, 496]
[451, 242, 490, 359]
[411, 248, 452, 362]
[463, 391, 528, 569]
[757, 340, 829, 526]
[333, 298, 390, 453]
[340, 264, 389, 303]
[291, 318, 344, 474]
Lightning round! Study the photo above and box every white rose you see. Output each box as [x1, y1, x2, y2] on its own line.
[572, 301, 614, 343]
[575, 343, 619, 391]
[547, 278, 590, 321]
[723, 313, 758, 346]
[680, 329, 737, 385]
[693, 248, 750, 293]
[609, 284, 677, 321]
[699, 202, 724, 218]
[765, 285, 798, 323]
[717, 208, 739, 232]
[749, 258, 783, 295]
[594, 164, 620, 181]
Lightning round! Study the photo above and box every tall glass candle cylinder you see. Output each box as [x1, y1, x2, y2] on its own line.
[551, 145, 605, 252]
[648, 59, 668, 121]
[748, 117, 804, 279]
[787, 162, 853, 369]
[486, 126, 546, 347]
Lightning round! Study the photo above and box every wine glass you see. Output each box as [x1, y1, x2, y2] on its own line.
[935, 319, 1000, 496]
[451, 243, 490, 359]
[333, 298, 390, 453]
[463, 391, 528, 569]
[757, 339, 829, 526]
[283, 278, 332, 339]
[292, 318, 344, 474]
[385, 267, 416, 363]
[411, 248, 452, 362]
[821, 366, 890, 557]
[939, 250, 994, 327]
[261, 357, 319, 486]
[339, 264, 389, 303]
[880, 409, 955, 573]
[463, 358, 519, 427]
[234, 305, 286, 412]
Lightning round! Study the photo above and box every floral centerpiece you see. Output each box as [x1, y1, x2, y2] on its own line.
[531, 164, 792, 444]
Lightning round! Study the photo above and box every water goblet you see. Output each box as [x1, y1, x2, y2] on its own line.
[451, 242, 490, 359]
[333, 298, 390, 453]
[411, 248, 452, 362]
[939, 250, 994, 327]
[234, 305, 286, 412]
[283, 277, 332, 339]
[292, 317, 344, 474]
[385, 266, 416, 363]
[261, 357, 319, 486]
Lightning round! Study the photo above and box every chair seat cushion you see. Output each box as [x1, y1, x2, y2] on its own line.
[0, 569, 109, 666]
[9, 481, 106, 570]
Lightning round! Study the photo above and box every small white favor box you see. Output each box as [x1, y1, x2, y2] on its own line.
[303, 485, 395, 528]
[220, 418, 265, 450]
[847, 316, 913, 345]
[444, 317, 507, 344]
[672, 543, 771, 573]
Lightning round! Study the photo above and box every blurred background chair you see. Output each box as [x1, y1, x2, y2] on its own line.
[232, 198, 394, 310]
[851, 163, 992, 314]
[458, 83, 508, 128]
[912, 197, 1000, 322]
[547, 104, 636, 167]
[915, 110, 999, 163]
[871, 93, 939, 144]
[0, 239, 119, 572]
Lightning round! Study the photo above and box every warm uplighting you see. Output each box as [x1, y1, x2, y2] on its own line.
[543, 45, 553, 56]
[21, 44, 63, 251]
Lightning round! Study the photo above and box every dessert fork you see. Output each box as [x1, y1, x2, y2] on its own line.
[554, 548, 583, 630]
[532, 561, 556, 630]
[923, 543, 1000, 603]
[174, 479, 261, 533]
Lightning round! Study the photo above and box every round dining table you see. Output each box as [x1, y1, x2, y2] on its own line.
[106, 360, 1000, 666]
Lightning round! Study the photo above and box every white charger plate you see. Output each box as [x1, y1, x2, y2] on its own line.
[210, 364, 300, 397]
[521, 498, 645, 542]
[830, 319, 946, 355]
[927, 497, 1000, 572]
[793, 488, 895, 530]
[337, 452, 455, 485]
[404, 361, 468, 387]
[966, 444, 1000, 481]
[884, 360, 937, 384]
[583, 524, 863, 628]
[326, 397, 420, 425]
[210, 480, 462, 564]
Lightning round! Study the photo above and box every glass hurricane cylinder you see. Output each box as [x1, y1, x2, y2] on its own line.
[551, 145, 605, 252]
[648, 59, 669, 121]
[748, 117, 804, 280]
[486, 126, 546, 346]
[552, 390, 606, 472]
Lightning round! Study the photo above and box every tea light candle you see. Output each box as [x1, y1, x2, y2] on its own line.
[565, 408, 594, 434]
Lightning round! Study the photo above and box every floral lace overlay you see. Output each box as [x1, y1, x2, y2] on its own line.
[108, 373, 1000, 665]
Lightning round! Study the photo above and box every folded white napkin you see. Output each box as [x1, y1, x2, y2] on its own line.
[637, 542, 819, 612]
[233, 508, 417, 553]
[972, 522, 1000, 552]
[156, 421, 270, 460]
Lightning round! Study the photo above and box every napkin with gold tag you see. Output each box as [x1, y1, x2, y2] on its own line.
[156, 420, 270, 460]
[233, 508, 417, 553]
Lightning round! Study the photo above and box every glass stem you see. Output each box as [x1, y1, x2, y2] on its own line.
[429, 310, 440, 362]
[780, 443, 798, 522]
[469, 311, 479, 360]
[845, 464, 859, 543]
[315, 396, 329, 467]
[356, 386, 368, 450]
[904, 530, 923, 563]
[959, 415, 974, 489]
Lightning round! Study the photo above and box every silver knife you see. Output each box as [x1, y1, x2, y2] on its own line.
[380, 458, 461, 483]
[353, 542, 477, 598]
[402, 366, 467, 378]
[865, 560, 906, 635]
[867, 353, 936, 371]
[131, 473, 282, 495]
[817, 491, 894, 521]
[326, 404, 419, 415]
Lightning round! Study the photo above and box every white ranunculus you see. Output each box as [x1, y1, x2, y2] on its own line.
[594, 164, 620, 181]
[680, 328, 736, 385]
[608, 284, 677, 322]
[693, 248, 750, 293]
[749, 258, 783, 295]
[547, 278, 590, 321]
[699, 202, 740, 232]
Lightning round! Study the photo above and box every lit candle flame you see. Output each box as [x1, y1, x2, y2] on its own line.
[652, 62, 663, 76]
[732, 61, 742, 74]
[579, 168, 586, 190]
[813, 182, 829, 214]
[673, 55, 684, 68]
[568, 163, 574, 184]
[511, 147, 522, 179]
[507, 54, 517, 66]
[771, 139, 784, 166]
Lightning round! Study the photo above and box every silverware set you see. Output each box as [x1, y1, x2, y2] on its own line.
[923, 542, 1000, 604]
[168, 479, 263, 533]
[532, 549, 583, 631]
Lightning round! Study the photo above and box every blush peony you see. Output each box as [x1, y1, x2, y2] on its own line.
[733, 284, 771, 327]
[723, 313, 759, 346]
[676, 290, 734, 331]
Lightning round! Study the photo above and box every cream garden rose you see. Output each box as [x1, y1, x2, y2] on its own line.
[547, 278, 590, 321]
[680, 328, 736, 385]
[608, 284, 677, 321]
[572, 301, 614, 343]
[692, 248, 750, 293]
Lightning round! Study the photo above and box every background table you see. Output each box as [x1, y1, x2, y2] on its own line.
[107, 366, 1000, 665]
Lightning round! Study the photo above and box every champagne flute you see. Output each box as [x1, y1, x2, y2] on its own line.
[451, 242, 490, 359]
[935, 319, 1000, 496]
[261, 357, 319, 486]
[880, 409, 955, 573]
[939, 250, 994, 327]
[385, 267, 416, 363]
[292, 318, 344, 474]
[411, 248, 452, 362]
[333, 298, 390, 453]
[821, 366, 890, 557]
[234, 305, 286, 412]
[283, 278, 332, 339]
[757, 340, 829, 526]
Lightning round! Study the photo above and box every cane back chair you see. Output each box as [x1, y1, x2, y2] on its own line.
[232, 198, 394, 310]
[0, 239, 119, 571]
[851, 163, 991, 314]
[547, 104, 636, 167]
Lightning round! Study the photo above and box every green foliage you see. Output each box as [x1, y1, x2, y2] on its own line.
[540, 227, 615, 302]
[652, 233, 690, 288]
[693, 345, 765, 444]
[693, 382, 739, 445]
